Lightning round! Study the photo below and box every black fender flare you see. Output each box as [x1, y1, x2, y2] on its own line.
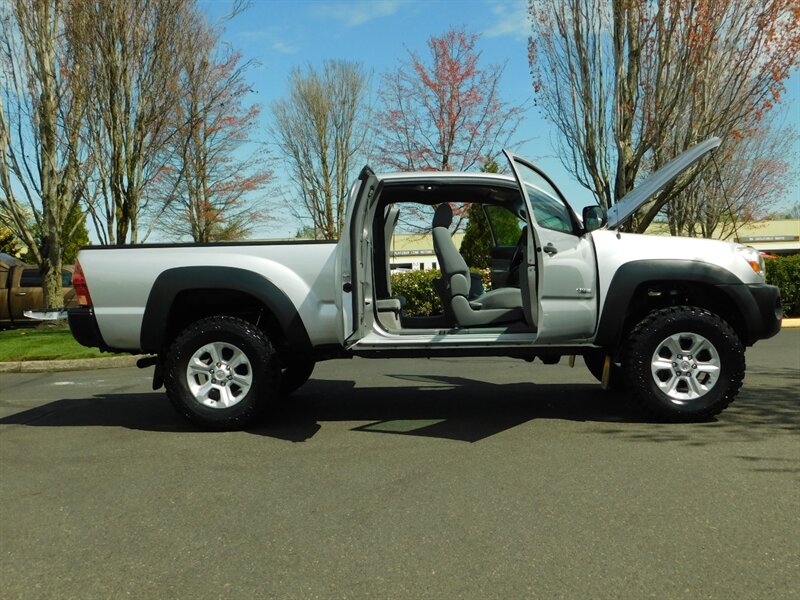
[140, 266, 312, 356]
[594, 260, 760, 348]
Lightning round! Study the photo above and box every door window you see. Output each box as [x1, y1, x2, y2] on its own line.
[18, 269, 72, 287]
[514, 162, 575, 234]
[19, 269, 42, 287]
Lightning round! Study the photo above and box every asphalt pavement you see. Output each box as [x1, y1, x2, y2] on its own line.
[1, 330, 798, 599]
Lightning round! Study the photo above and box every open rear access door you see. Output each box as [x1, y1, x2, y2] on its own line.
[335, 166, 380, 347]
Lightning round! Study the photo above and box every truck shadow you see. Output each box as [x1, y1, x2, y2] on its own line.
[1, 371, 797, 444]
[263, 377, 635, 442]
[0, 376, 645, 442]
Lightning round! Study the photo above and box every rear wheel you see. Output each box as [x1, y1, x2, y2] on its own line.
[623, 306, 744, 421]
[164, 316, 279, 430]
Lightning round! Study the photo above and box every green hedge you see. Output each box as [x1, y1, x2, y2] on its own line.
[389, 268, 491, 317]
[765, 254, 800, 318]
[390, 269, 443, 317]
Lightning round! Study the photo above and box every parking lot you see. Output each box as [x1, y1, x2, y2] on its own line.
[1, 330, 798, 598]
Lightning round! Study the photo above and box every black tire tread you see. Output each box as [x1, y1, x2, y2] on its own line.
[279, 359, 315, 396]
[164, 315, 278, 430]
[622, 305, 744, 421]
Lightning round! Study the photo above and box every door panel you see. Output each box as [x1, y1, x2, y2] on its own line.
[0, 268, 9, 319]
[10, 268, 42, 317]
[535, 228, 597, 341]
[504, 151, 598, 342]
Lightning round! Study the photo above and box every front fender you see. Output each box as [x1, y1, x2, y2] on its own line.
[594, 260, 770, 348]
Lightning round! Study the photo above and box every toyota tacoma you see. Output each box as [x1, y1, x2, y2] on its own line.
[68, 138, 782, 429]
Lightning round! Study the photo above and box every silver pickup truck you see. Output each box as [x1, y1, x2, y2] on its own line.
[69, 139, 782, 429]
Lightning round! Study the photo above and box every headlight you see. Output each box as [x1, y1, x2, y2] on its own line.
[736, 245, 765, 279]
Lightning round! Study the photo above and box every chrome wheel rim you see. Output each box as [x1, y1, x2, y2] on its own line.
[186, 341, 253, 409]
[650, 332, 721, 403]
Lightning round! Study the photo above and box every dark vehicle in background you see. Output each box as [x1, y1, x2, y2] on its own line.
[0, 254, 76, 324]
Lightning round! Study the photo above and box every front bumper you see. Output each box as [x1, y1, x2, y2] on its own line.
[745, 283, 782, 343]
[68, 307, 107, 349]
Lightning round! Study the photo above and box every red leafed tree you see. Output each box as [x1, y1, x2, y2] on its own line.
[155, 40, 270, 242]
[528, 0, 800, 233]
[375, 27, 525, 174]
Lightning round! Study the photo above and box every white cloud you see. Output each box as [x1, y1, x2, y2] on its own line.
[483, 0, 530, 39]
[311, 0, 402, 28]
[240, 28, 300, 54]
[270, 39, 301, 54]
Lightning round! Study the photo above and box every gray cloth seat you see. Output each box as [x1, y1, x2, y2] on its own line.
[432, 204, 524, 327]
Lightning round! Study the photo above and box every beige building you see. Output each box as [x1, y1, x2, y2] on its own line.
[729, 219, 800, 255]
[647, 219, 800, 255]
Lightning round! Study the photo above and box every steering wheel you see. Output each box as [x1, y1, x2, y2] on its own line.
[506, 228, 527, 287]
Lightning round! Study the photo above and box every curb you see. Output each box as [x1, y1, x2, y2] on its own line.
[0, 355, 148, 374]
[782, 318, 800, 328]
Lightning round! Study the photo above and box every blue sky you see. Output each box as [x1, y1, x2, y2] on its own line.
[200, 0, 800, 238]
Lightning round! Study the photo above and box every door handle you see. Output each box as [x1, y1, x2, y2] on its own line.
[543, 243, 558, 256]
[14, 292, 27, 296]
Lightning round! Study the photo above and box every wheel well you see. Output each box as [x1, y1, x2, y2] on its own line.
[162, 289, 289, 358]
[619, 281, 746, 348]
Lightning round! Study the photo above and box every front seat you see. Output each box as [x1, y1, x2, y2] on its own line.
[432, 203, 524, 327]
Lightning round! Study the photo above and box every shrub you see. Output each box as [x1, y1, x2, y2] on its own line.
[390, 267, 494, 317]
[470, 267, 491, 291]
[390, 269, 443, 317]
[765, 254, 800, 318]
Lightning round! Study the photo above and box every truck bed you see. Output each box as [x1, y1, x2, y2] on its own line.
[77, 240, 340, 351]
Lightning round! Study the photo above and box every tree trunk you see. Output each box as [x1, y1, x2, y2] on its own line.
[41, 211, 64, 310]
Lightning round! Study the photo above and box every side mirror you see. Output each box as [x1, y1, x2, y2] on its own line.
[582, 205, 607, 232]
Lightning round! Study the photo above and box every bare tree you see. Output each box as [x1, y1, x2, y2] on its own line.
[664, 120, 798, 238]
[155, 20, 270, 243]
[0, 0, 90, 308]
[68, 0, 197, 245]
[528, 0, 800, 232]
[271, 60, 370, 240]
[375, 28, 525, 173]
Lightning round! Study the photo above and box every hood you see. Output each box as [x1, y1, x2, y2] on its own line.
[606, 137, 722, 229]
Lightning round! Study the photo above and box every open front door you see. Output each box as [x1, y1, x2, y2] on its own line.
[335, 166, 380, 347]
[504, 151, 598, 342]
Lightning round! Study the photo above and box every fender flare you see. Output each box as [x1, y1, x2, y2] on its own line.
[140, 266, 312, 356]
[594, 260, 758, 347]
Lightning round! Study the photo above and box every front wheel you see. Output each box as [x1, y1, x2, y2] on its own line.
[279, 359, 315, 395]
[623, 306, 745, 421]
[164, 316, 279, 430]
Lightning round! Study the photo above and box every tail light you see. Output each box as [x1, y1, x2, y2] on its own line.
[72, 261, 93, 307]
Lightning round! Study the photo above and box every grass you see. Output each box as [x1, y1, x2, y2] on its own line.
[0, 325, 108, 362]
